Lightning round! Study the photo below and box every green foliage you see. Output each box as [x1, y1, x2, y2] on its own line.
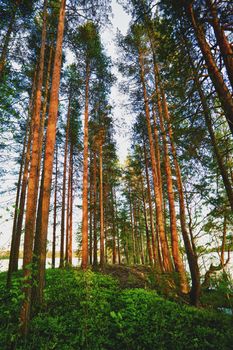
[0, 269, 232, 349]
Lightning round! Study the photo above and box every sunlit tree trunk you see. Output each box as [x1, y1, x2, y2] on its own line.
[190, 57, 233, 211]
[33, 44, 53, 267]
[185, 2, 233, 135]
[30, 0, 66, 311]
[157, 67, 200, 305]
[20, 0, 48, 335]
[81, 59, 90, 269]
[34, 43, 53, 222]
[206, 0, 233, 89]
[138, 48, 172, 272]
[154, 73, 188, 292]
[143, 141, 160, 269]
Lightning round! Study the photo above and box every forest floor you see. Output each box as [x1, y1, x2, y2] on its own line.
[0, 266, 233, 349]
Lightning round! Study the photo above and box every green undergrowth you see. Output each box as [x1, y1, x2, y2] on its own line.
[0, 268, 232, 349]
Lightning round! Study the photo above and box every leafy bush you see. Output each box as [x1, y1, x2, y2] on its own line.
[0, 268, 232, 349]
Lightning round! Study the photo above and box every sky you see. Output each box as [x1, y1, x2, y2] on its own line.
[101, 0, 132, 163]
[0, 0, 132, 251]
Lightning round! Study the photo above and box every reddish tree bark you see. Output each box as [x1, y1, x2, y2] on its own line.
[52, 143, 58, 268]
[81, 60, 90, 269]
[185, 2, 233, 135]
[20, 0, 48, 335]
[31, 0, 66, 310]
[206, 0, 233, 89]
[138, 48, 172, 272]
[60, 98, 71, 267]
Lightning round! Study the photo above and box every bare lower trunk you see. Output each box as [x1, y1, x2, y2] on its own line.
[81, 60, 90, 270]
[111, 186, 117, 264]
[52, 144, 58, 268]
[30, 0, 66, 312]
[99, 143, 105, 268]
[138, 49, 172, 272]
[158, 75, 200, 305]
[7, 121, 29, 286]
[68, 144, 73, 265]
[93, 151, 98, 266]
[143, 142, 160, 268]
[10, 70, 37, 275]
[154, 70, 188, 292]
[129, 187, 136, 264]
[65, 147, 71, 264]
[89, 155, 93, 265]
[60, 99, 71, 267]
[20, 0, 48, 335]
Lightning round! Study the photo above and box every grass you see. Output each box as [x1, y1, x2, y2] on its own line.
[0, 267, 232, 349]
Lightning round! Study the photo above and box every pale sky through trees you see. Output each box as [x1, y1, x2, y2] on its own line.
[0, 0, 132, 250]
[101, 0, 132, 163]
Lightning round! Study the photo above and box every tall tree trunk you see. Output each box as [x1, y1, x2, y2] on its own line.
[111, 186, 117, 264]
[185, 2, 233, 135]
[52, 143, 58, 268]
[221, 213, 227, 267]
[157, 67, 200, 305]
[81, 59, 90, 270]
[93, 151, 98, 266]
[68, 146, 73, 265]
[99, 143, 105, 268]
[89, 154, 93, 265]
[60, 99, 71, 267]
[155, 76, 189, 293]
[152, 106, 163, 202]
[20, 0, 48, 335]
[65, 146, 71, 264]
[0, 5, 17, 79]
[190, 57, 233, 211]
[9, 68, 37, 277]
[143, 142, 160, 268]
[33, 43, 53, 266]
[114, 188, 121, 264]
[138, 49, 172, 272]
[140, 175, 153, 266]
[30, 0, 66, 312]
[137, 202, 145, 265]
[129, 187, 136, 264]
[133, 202, 140, 264]
[7, 121, 29, 286]
[206, 0, 233, 89]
